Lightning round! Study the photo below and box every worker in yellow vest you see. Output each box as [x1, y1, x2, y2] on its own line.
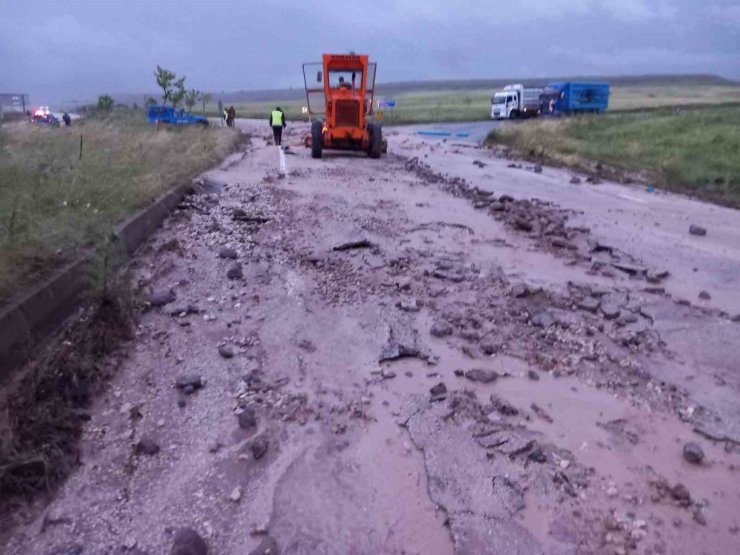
[269, 107, 286, 146]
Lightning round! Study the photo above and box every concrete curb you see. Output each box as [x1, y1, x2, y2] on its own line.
[0, 181, 196, 380]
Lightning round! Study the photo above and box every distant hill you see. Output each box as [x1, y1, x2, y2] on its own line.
[64, 74, 738, 108]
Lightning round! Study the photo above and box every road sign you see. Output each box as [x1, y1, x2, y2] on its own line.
[377, 99, 396, 108]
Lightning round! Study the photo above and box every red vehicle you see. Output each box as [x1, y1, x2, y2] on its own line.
[303, 53, 384, 159]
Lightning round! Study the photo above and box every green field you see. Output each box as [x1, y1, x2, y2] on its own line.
[200, 80, 740, 126]
[487, 106, 740, 206]
[0, 111, 240, 305]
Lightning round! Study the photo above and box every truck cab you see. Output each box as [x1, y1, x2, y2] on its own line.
[491, 84, 542, 120]
[491, 92, 518, 120]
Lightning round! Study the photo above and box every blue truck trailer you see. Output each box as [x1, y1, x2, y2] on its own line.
[542, 82, 610, 114]
[147, 105, 209, 126]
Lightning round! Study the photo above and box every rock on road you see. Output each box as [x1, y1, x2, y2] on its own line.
[4, 119, 740, 555]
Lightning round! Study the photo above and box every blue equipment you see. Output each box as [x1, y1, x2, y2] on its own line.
[543, 82, 610, 114]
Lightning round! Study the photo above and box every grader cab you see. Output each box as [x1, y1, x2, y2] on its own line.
[303, 54, 384, 159]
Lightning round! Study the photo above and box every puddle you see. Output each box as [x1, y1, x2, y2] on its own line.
[371, 313, 740, 547]
[353, 409, 454, 554]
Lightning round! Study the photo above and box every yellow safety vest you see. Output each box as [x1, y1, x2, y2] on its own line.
[271, 110, 283, 126]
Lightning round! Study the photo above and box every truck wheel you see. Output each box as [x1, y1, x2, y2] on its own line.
[368, 122, 382, 159]
[311, 120, 323, 159]
[510, 110, 520, 120]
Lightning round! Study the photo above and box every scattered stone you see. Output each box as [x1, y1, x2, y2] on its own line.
[670, 483, 691, 504]
[570, 176, 582, 184]
[171, 527, 208, 555]
[531, 311, 556, 328]
[732, 314, 740, 323]
[430, 322, 453, 337]
[464, 368, 499, 383]
[698, 291, 711, 301]
[227, 263, 243, 280]
[229, 486, 243, 503]
[531, 403, 553, 423]
[514, 217, 533, 232]
[218, 247, 238, 259]
[579, 297, 601, 313]
[136, 434, 160, 456]
[176, 375, 203, 391]
[616, 313, 638, 326]
[218, 345, 235, 359]
[689, 225, 707, 237]
[454, 369, 464, 377]
[333, 239, 374, 251]
[527, 370, 540, 381]
[480, 339, 502, 355]
[683, 442, 705, 465]
[149, 289, 176, 307]
[382, 370, 397, 379]
[237, 407, 257, 429]
[601, 302, 621, 320]
[533, 165, 543, 174]
[646, 269, 669, 283]
[379, 339, 420, 362]
[551, 238, 577, 250]
[251, 436, 269, 460]
[177, 399, 187, 408]
[459, 330, 480, 342]
[429, 382, 447, 401]
[489, 201, 506, 212]
[693, 510, 707, 526]
[397, 299, 420, 312]
[249, 536, 280, 555]
[490, 394, 518, 416]
[511, 283, 529, 298]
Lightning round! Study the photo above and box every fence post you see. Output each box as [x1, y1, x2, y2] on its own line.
[79, 134, 83, 161]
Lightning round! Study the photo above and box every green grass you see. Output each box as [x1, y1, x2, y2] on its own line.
[487, 106, 740, 206]
[199, 83, 740, 126]
[0, 110, 241, 305]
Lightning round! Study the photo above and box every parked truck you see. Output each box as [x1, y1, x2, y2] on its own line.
[491, 84, 543, 120]
[147, 105, 209, 126]
[540, 82, 610, 115]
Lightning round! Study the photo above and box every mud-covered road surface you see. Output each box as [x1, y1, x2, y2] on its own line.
[5, 120, 740, 555]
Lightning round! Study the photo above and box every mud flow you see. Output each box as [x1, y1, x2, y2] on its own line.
[4, 121, 739, 555]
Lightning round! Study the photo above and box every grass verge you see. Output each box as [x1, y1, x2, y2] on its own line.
[0, 277, 133, 520]
[486, 106, 740, 207]
[0, 110, 241, 305]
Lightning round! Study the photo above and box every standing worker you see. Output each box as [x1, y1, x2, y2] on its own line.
[62, 112, 72, 127]
[222, 106, 228, 126]
[227, 105, 236, 128]
[269, 106, 286, 146]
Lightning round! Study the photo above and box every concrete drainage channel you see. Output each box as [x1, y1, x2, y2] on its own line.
[0, 171, 235, 382]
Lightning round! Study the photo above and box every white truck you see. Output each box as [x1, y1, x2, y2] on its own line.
[491, 84, 543, 120]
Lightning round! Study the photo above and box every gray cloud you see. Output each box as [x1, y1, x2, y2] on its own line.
[0, 0, 738, 104]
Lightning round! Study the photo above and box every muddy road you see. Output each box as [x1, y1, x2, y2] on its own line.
[5, 120, 740, 554]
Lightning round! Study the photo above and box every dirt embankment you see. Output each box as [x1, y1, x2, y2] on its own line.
[3, 122, 739, 555]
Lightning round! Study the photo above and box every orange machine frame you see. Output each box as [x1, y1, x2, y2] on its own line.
[304, 53, 376, 151]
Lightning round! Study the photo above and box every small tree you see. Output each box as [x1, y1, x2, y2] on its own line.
[97, 94, 114, 111]
[145, 96, 157, 106]
[184, 89, 200, 113]
[170, 77, 186, 108]
[155, 65, 177, 105]
[200, 92, 212, 115]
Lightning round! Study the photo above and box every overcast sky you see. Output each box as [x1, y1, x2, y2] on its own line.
[1, 0, 738, 104]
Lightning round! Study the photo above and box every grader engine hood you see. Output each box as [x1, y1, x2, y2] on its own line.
[302, 53, 383, 159]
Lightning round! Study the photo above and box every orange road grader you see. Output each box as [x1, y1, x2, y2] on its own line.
[303, 53, 386, 159]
